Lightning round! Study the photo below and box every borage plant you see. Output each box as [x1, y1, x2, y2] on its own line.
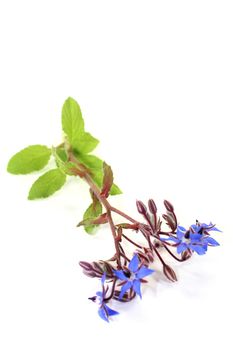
[7, 97, 221, 322]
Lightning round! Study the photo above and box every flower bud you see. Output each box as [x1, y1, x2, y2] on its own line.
[83, 270, 97, 278]
[79, 260, 114, 279]
[181, 250, 192, 261]
[135, 250, 150, 266]
[79, 261, 93, 271]
[148, 199, 157, 214]
[162, 213, 176, 231]
[144, 248, 154, 262]
[164, 200, 174, 212]
[136, 200, 147, 215]
[163, 264, 177, 282]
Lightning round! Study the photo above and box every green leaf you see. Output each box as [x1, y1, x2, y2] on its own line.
[77, 153, 103, 170]
[62, 97, 84, 147]
[82, 200, 103, 233]
[55, 148, 68, 162]
[28, 169, 66, 200]
[109, 183, 122, 195]
[61, 97, 99, 154]
[76, 132, 99, 154]
[7, 145, 51, 174]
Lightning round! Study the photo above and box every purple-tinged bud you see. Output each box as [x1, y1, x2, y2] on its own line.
[79, 261, 93, 271]
[148, 199, 157, 214]
[79, 260, 114, 279]
[162, 213, 176, 231]
[164, 200, 174, 212]
[144, 248, 154, 263]
[79, 261, 101, 278]
[163, 264, 177, 282]
[136, 200, 148, 215]
[135, 250, 150, 266]
[83, 270, 97, 278]
[181, 250, 192, 261]
[92, 261, 104, 273]
[98, 261, 114, 276]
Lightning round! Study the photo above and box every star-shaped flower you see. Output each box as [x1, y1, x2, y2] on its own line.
[114, 254, 155, 299]
[162, 222, 220, 255]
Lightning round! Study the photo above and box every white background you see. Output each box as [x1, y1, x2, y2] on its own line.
[0, 1, 232, 349]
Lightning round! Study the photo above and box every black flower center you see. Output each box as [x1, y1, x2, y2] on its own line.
[123, 270, 131, 278]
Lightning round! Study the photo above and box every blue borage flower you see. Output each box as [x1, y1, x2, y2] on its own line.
[114, 254, 155, 299]
[162, 222, 220, 255]
[89, 274, 119, 322]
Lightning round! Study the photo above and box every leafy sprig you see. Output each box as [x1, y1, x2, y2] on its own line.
[7, 97, 221, 322]
[7, 97, 121, 233]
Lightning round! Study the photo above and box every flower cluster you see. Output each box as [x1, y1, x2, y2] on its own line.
[89, 255, 154, 321]
[80, 200, 221, 322]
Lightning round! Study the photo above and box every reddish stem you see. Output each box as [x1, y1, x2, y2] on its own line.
[121, 233, 145, 249]
[110, 206, 137, 224]
[163, 245, 184, 262]
[68, 150, 186, 271]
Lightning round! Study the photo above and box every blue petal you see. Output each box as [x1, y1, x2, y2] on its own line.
[160, 236, 180, 243]
[136, 266, 155, 279]
[210, 227, 222, 232]
[119, 281, 132, 300]
[203, 244, 208, 251]
[169, 236, 180, 243]
[96, 291, 103, 297]
[177, 243, 187, 254]
[128, 254, 140, 273]
[101, 273, 106, 285]
[113, 270, 128, 281]
[178, 226, 186, 232]
[176, 227, 185, 240]
[159, 237, 171, 241]
[204, 236, 220, 246]
[201, 223, 222, 232]
[98, 307, 109, 322]
[133, 279, 142, 299]
[201, 242, 208, 252]
[190, 233, 202, 242]
[189, 244, 206, 255]
[191, 224, 200, 232]
[105, 305, 119, 317]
